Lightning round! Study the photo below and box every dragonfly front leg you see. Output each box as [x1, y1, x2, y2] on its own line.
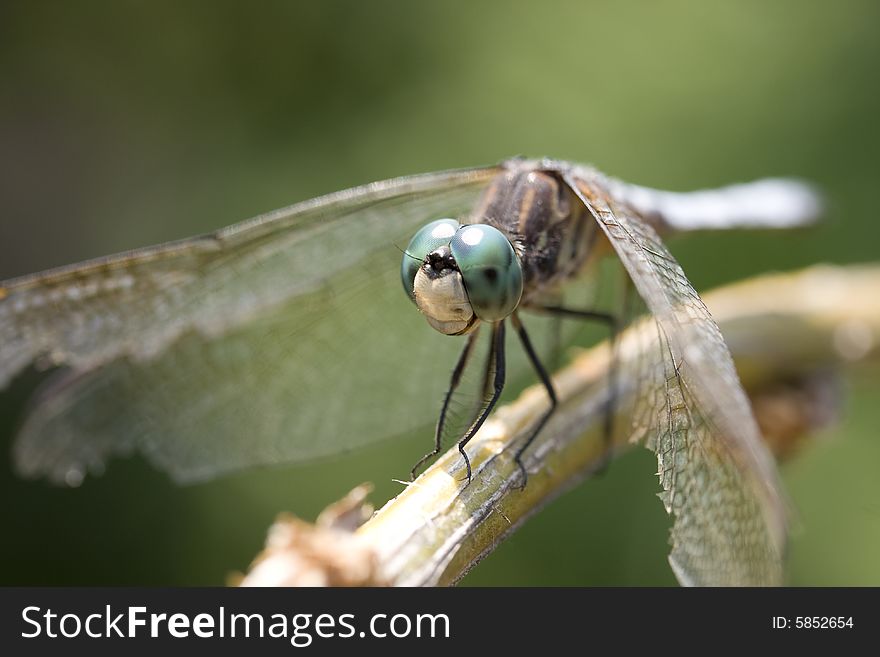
[454, 320, 506, 484]
[410, 327, 481, 481]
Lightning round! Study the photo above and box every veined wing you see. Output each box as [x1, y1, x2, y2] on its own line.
[565, 167, 788, 586]
[1, 165, 500, 485]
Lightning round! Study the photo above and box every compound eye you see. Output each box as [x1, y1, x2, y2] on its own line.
[449, 224, 523, 321]
[400, 219, 461, 301]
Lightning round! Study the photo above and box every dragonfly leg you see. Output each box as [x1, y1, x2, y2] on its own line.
[410, 328, 481, 480]
[529, 304, 620, 473]
[455, 320, 506, 485]
[511, 313, 557, 490]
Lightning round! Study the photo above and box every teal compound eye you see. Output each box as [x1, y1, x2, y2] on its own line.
[449, 224, 523, 321]
[401, 218, 461, 301]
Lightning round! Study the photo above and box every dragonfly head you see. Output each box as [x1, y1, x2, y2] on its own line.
[401, 219, 523, 336]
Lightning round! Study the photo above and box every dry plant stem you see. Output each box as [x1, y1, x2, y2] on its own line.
[241, 264, 880, 586]
[355, 264, 880, 586]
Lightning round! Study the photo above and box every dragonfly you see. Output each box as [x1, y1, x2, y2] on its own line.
[0, 157, 820, 585]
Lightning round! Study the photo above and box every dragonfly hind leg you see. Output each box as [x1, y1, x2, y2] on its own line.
[514, 306, 620, 487]
[510, 312, 557, 490]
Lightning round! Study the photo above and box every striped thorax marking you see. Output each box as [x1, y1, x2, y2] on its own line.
[470, 163, 598, 304]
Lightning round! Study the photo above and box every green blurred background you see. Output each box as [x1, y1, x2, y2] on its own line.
[1, 0, 878, 586]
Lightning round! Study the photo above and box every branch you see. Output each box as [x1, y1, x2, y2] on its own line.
[238, 263, 880, 586]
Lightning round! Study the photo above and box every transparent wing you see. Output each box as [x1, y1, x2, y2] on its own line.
[1, 165, 501, 485]
[566, 169, 788, 586]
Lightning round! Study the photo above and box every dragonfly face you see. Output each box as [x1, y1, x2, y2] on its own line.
[0, 157, 822, 584]
[402, 219, 523, 335]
